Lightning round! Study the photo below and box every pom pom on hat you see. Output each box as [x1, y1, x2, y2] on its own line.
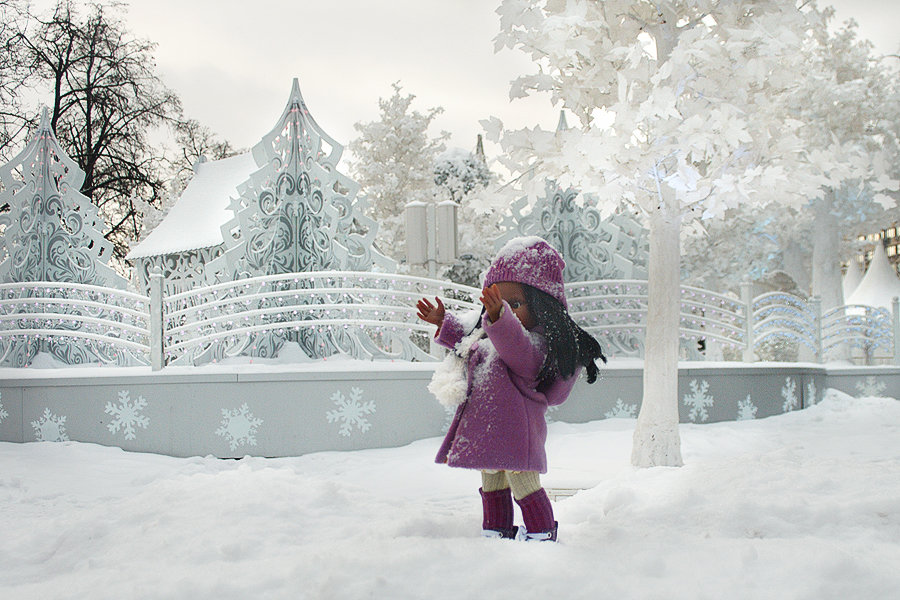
[484, 236, 567, 308]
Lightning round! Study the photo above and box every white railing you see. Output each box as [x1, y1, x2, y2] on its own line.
[161, 271, 480, 366]
[821, 304, 895, 362]
[0, 281, 151, 366]
[0, 274, 897, 369]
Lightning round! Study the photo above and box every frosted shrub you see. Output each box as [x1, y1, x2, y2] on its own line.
[755, 336, 799, 362]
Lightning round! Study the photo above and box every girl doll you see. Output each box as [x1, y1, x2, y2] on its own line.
[416, 237, 605, 542]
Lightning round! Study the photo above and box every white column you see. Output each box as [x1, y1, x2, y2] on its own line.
[405, 201, 428, 266]
[149, 267, 165, 371]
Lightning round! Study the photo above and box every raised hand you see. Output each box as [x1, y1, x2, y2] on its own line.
[416, 296, 445, 327]
[480, 285, 503, 323]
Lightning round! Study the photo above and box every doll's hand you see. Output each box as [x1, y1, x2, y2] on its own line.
[480, 285, 503, 323]
[416, 296, 445, 327]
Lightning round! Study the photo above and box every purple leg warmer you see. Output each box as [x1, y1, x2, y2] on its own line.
[480, 487, 514, 531]
[516, 488, 556, 535]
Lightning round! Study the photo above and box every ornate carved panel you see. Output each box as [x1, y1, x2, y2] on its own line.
[497, 180, 649, 281]
[0, 109, 126, 289]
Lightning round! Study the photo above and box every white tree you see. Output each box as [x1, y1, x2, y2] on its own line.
[487, 0, 821, 467]
[681, 206, 785, 294]
[433, 145, 492, 204]
[685, 17, 900, 311]
[347, 82, 448, 260]
[788, 18, 898, 311]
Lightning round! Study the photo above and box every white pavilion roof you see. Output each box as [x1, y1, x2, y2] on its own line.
[126, 152, 259, 259]
[846, 243, 900, 311]
[842, 258, 864, 301]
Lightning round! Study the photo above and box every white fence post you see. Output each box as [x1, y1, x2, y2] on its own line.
[810, 296, 823, 363]
[893, 296, 899, 366]
[741, 282, 755, 362]
[149, 268, 165, 371]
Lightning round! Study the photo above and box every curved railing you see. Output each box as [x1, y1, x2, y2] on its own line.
[752, 292, 818, 355]
[566, 280, 648, 357]
[679, 285, 747, 356]
[163, 272, 480, 365]
[0, 281, 150, 366]
[821, 304, 894, 361]
[565, 281, 748, 358]
[0, 275, 895, 368]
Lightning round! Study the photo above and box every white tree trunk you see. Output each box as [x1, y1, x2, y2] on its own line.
[632, 186, 684, 467]
[811, 195, 847, 360]
[810, 198, 844, 311]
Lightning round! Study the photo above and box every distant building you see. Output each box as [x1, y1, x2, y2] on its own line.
[856, 222, 900, 275]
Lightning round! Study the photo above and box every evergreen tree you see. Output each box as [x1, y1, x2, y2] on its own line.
[789, 17, 898, 311]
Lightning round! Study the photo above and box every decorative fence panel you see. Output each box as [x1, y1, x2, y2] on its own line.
[751, 291, 819, 359]
[0, 282, 151, 367]
[162, 272, 480, 366]
[0, 275, 896, 368]
[821, 304, 895, 362]
[564, 281, 750, 360]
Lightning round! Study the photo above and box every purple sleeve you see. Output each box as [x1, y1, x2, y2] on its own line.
[541, 371, 580, 406]
[434, 312, 466, 350]
[483, 301, 546, 379]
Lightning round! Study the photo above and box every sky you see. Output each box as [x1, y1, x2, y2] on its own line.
[31, 0, 900, 163]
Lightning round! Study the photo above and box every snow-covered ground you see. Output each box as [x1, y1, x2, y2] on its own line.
[1, 389, 898, 600]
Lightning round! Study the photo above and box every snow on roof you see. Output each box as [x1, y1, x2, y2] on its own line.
[126, 152, 259, 259]
[846, 243, 900, 311]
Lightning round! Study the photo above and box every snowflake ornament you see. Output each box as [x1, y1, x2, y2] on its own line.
[326, 387, 375, 437]
[31, 408, 69, 442]
[605, 398, 638, 419]
[0, 392, 8, 424]
[781, 378, 798, 412]
[806, 381, 818, 406]
[855, 377, 887, 398]
[737, 395, 758, 420]
[105, 390, 149, 440]
[216, 404, 264, 451]
[683, 379, 714, 423]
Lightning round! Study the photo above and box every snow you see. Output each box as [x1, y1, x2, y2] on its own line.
[493, 235, 549, 261]
[2, 389, 898, 599]
[126, 152, 259, 259]
[847, 243, 900, 311]
[436, 146, 471, 162]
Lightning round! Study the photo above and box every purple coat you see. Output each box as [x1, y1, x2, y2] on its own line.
[434, 302, 579, 474]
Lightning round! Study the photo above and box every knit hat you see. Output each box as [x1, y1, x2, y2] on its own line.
[484, 236, 567, 309]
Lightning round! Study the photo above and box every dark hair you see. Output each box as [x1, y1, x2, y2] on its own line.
[463, 285, 606, 385]
[522, 284, 606, 385]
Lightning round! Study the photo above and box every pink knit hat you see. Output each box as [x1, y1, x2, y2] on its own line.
[484, 237, 567, 308]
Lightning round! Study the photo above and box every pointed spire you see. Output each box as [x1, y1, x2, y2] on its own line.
[556, 109, 569, 134]
[474, 134, 485, 162]
[38, 106, 52, 132]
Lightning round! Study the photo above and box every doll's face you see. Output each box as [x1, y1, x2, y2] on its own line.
[494, 281, 535, 330]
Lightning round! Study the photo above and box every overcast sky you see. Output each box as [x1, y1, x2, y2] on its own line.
[85, 1, 900, 161]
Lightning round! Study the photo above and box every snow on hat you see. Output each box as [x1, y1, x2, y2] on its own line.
[484, 236, 568, 308]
